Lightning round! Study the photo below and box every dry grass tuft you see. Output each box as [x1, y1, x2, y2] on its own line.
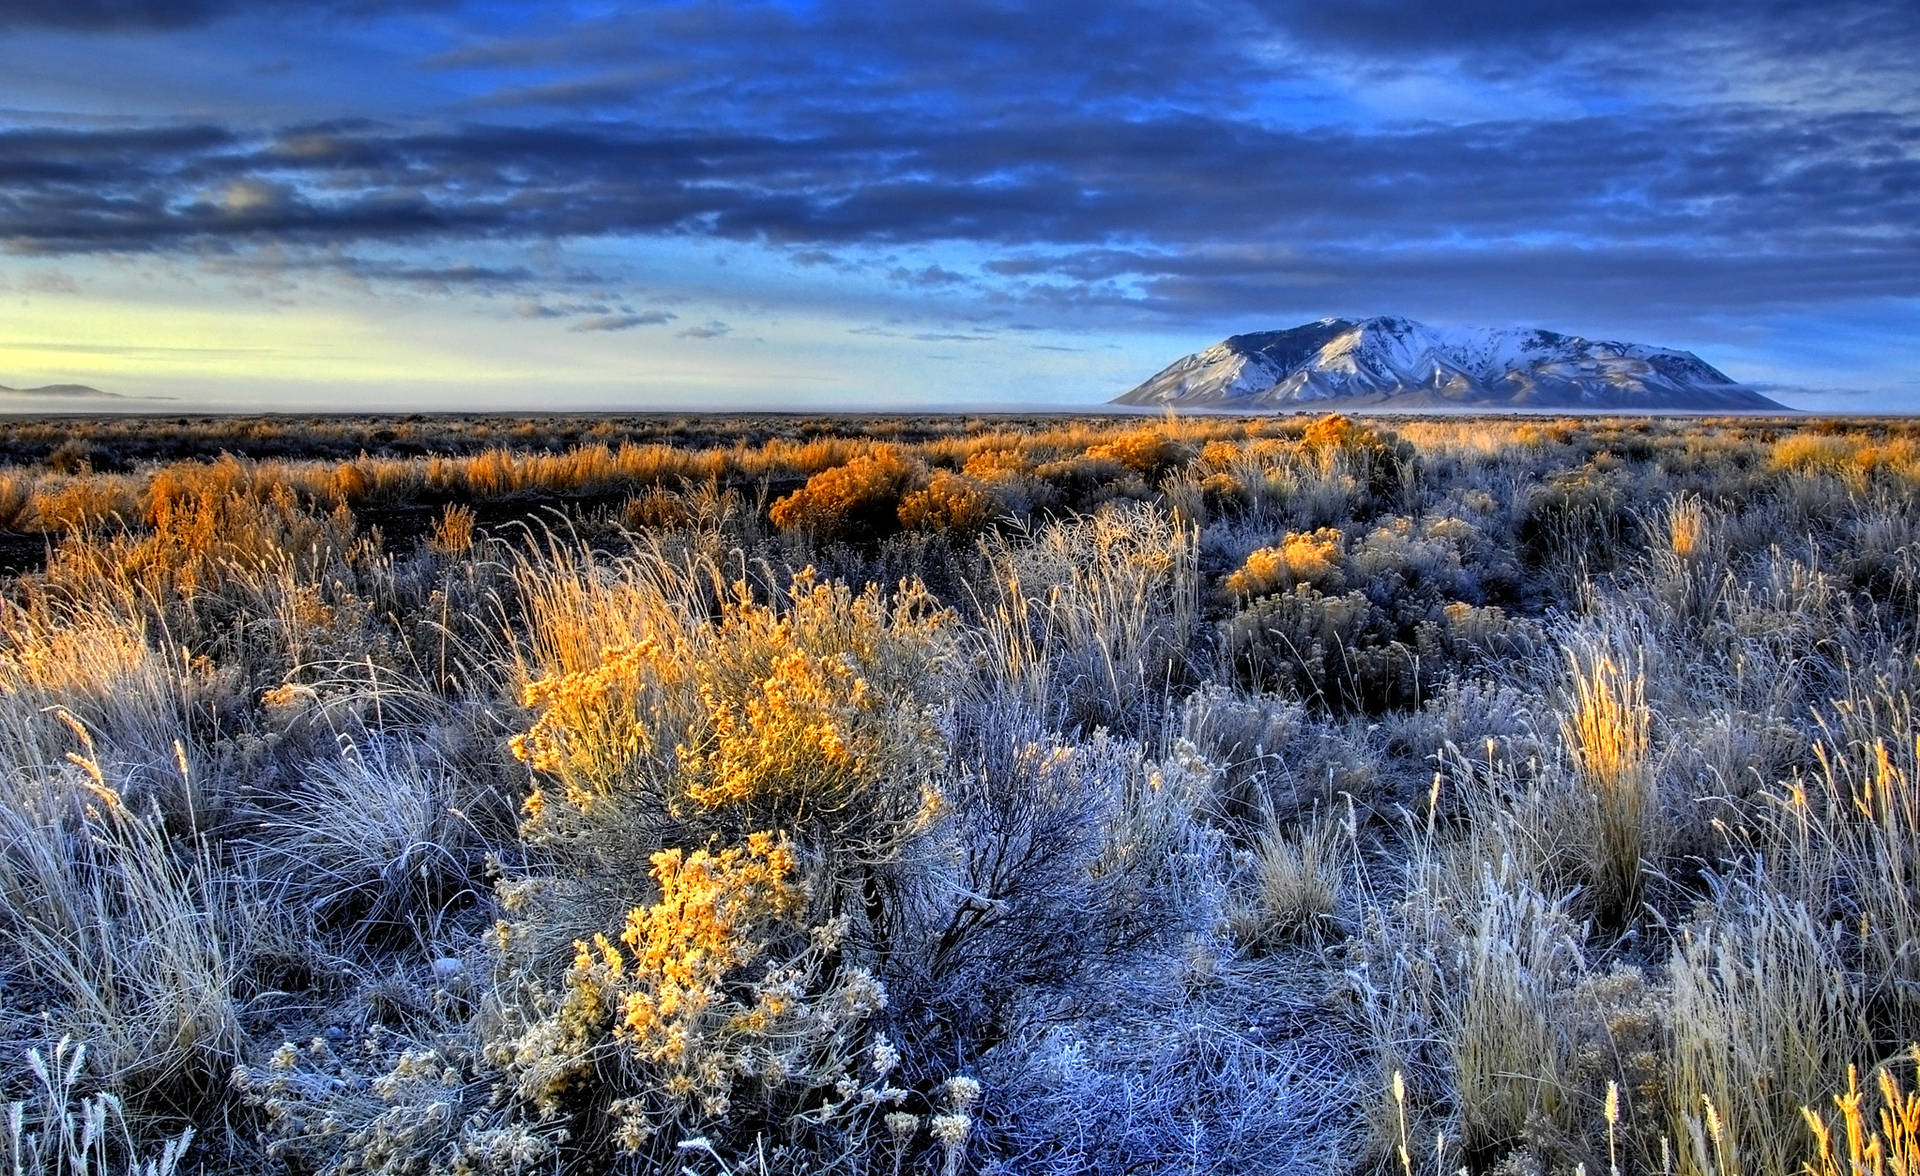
[1562, 649, 1658, 922]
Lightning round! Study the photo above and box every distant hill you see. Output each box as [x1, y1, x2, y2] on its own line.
[0, 382, 122, 399]
[1114, 316, 1788, 411]
[0, 383, 175, 404]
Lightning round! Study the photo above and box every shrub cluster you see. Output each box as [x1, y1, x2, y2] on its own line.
[2, 409, 1917, 1176]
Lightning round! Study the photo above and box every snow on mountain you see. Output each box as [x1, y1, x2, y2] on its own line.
[1114, 316, 1786, 411]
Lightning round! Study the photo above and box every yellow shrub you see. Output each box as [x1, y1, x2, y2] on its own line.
[1224, 528, 1346, 597]
[512, 831, 891, 1151]
[512, 569, 952, 864]
[1302, 413, 1361, 450]
[768, 446, 919, 538]
[1801, 1050, 1920, 1176]
[1085, 427, 1181, 475]
[897, 470, 999, 532]
[962, 448, 1028, 478]
[429, 503, 476, 554]
[1199, 439, 1242, 468]
[1771, 432, 1857, 475]
[1562, 652, 1654, 922]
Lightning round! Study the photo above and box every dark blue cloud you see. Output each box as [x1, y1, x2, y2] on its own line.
[0, 0, 452, 31]
[1250, 0, 1917, 53]
[0, 0, 1914, 359]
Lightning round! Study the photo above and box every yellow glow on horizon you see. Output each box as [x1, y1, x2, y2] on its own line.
[0, 295, 550, 389]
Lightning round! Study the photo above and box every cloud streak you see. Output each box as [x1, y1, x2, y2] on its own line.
[569, 311, 675, 332]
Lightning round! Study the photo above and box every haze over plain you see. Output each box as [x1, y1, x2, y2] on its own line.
[0, 0, 1915, 411]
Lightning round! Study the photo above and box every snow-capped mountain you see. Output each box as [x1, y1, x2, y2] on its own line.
[1114, 316, 1786, 411]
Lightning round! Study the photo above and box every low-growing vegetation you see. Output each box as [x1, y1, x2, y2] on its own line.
[2, 409, 1919, 1175]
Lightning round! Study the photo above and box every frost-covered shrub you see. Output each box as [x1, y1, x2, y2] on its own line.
[1518, 465, 1634, 577]
[1221, 586, 1417, 713]
[486, 564, 969, 1172]
[974, 503, 1200, 736]
[493, 832, 903, 1163]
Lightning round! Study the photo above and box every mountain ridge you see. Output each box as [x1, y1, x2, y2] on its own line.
[1115, 316, 1788, 411]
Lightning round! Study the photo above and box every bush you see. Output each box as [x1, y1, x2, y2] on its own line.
[489, 565, 966, 1170]
[511, 567, 954, 873]
[897, 470, 1000, 533]
[497, 831, 900, 1162]
[1222, 528, 1346, 598]
[1222, 585, 1418, 713]
[769, 447, 921, 541]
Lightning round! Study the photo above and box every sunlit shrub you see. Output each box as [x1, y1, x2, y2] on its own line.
[0, 473, 33, 531]
[498, 831, 900, 1159]
[428, 503, 476, 555]
[768, 446, 922, 541]
[1560, 651, 1658, 924]
[1300, 413, 1417, 503]
[1770, 432, 1857, 476]
[28, 475, 140, 533]
[961, 447, 1027, 478]
[512, 568, 953, 870]
[1223, 528, 1346, 598]
[897, 470, 1000, 533]
[1800, 1050, 1920, 1176]
[1083, 427, 1184, 477]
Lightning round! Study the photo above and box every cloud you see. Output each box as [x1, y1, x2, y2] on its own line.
[568, 311, 675, 332]
[0, 0, 453, 32]
[888, 264, 969, 287]
[17, 269, 80, 294]
[1250, 0, 1917, 57]
[199, 250, 538, 291]
[1, 103, 1906, 336]
[5, 109, 1912, 273]
[0, 0, 1913, 347]
[0, 380, 171, 401]
[677, 320, 730, 339]
[789, 249, 846, 268]
[436, 1, 1277, 122]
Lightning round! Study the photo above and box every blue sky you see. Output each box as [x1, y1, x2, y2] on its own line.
[0, 0, 1915, 411]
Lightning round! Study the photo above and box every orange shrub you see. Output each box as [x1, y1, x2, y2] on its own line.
[962, 448, 1029, 478]
[1224, 528, 1346, 597]
[1085, 427, 1182, 476]
[768, 446, 920, 540]
[898, 470, 999, 532]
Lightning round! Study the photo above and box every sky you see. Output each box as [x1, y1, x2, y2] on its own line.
[0, 0, 1915, 412]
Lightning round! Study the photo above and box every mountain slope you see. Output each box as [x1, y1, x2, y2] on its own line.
[1115, 316, 1787, 411]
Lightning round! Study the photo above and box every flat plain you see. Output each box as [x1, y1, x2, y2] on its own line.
[2, 411, 1917, 1176]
